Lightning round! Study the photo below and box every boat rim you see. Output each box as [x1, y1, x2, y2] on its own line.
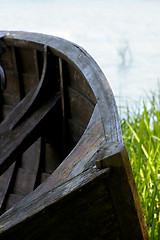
[0, 30, 122, 143]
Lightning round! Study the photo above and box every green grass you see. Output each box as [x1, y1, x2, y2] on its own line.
[120, 91, 160, 239]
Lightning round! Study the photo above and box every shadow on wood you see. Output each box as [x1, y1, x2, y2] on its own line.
[0, 31, 149, 240]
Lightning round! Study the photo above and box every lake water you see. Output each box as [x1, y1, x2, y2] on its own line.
[1, 0, 160, 114]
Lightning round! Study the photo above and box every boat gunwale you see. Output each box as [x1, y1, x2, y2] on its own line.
[0, 31, 149, 240]
[0, 30, 122, 225]
[0, 30, 122, 143]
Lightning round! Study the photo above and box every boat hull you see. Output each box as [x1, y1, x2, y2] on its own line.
[0, 31, 149, 240]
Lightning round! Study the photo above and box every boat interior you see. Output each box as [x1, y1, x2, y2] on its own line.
[0, 38, 96, 214]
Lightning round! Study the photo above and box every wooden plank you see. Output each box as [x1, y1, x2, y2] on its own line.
[2, 70, 20, 105]
[0, 46, 20, 212]
[59, 58, 65, 124]
[59, 58, 66, 156]
[68, 118, 85, 148]
[0, 86, 36, 134]
[19, 73, 39, 95]
[64, 62, 96, 104]
[9, 104, 104, 204]
[0, 92, 61, 175]
[0, 45, 47, 135]
[2, 46, 21, 105]
[40, 173, 50, 183]
[1, 31, 122, 142]
[21, 138, 41, 173]
[0, 32, 148, 239]
[0, 168, 116, 240]
[44, 143, 62, 174]
[0, 163, 16, 211]
[67, 87, 95, 127]
[15, 48, 39, 74]
[15, 48, 40, 96]
[0, 140, 41, 212]
[2, 104, 14, 119]
[5, 194, 24, 211]
[12, 168, 37, 196]
[96, 142, 149, 240]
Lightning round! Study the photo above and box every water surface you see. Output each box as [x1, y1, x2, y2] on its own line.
[1, 0, 160, 113]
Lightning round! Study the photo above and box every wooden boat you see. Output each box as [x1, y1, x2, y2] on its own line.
[0, 31, 149, 239]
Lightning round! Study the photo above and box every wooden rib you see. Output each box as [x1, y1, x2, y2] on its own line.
[21, 138, 41, 174]
[0, 139, 42, 213]
[13, 139, 42, 194]
[1, 46, 21, 106]
[0, 92, 61, 176]
[59, 58, 65, 119]
[16, 48, 40, 97]
[59, 58, 66, 155]
[7, 48, 42, 208]
[11, 46, 21, 100]
[17, 104, 104, 201]
[0, 47, 53, 212]
[33, 50, 40, 81]
[0, 45, 47, 135]
[0, 65, 5, 90]
[0, 162, 16, 212]
[67, 87, 95, 127]
[0, 47, 20, 213]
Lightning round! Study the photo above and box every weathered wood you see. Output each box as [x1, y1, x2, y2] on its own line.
[21, 139, 41, 173]
[0, 65, 5, 90]
[59, 58, 67, 155]
[68, 119, 85, 147]
[59, 58, 65, 122]
[67, 87, 95, 127]
[2, 46, 21, 105]
[96, 142, 149, 240]
[0, 31, 122, 142]
[44, 143, 61, 173]
[4, 194, 23, 211]
[0, 163, 16, 211]
[63, 61, 96, 104]
[0, 45, 47, 134]
[0, 31, 149, 240]
[0, 102, 149, 239]
[12, 168, 37, 196]
[0, 168, 114, 240]
[0, 86, 36, 134]
[9, 104, 104, 204]
[0, 139, 42, 212]
[14, 48, 40, 98]
[0, 92, 61, 175]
